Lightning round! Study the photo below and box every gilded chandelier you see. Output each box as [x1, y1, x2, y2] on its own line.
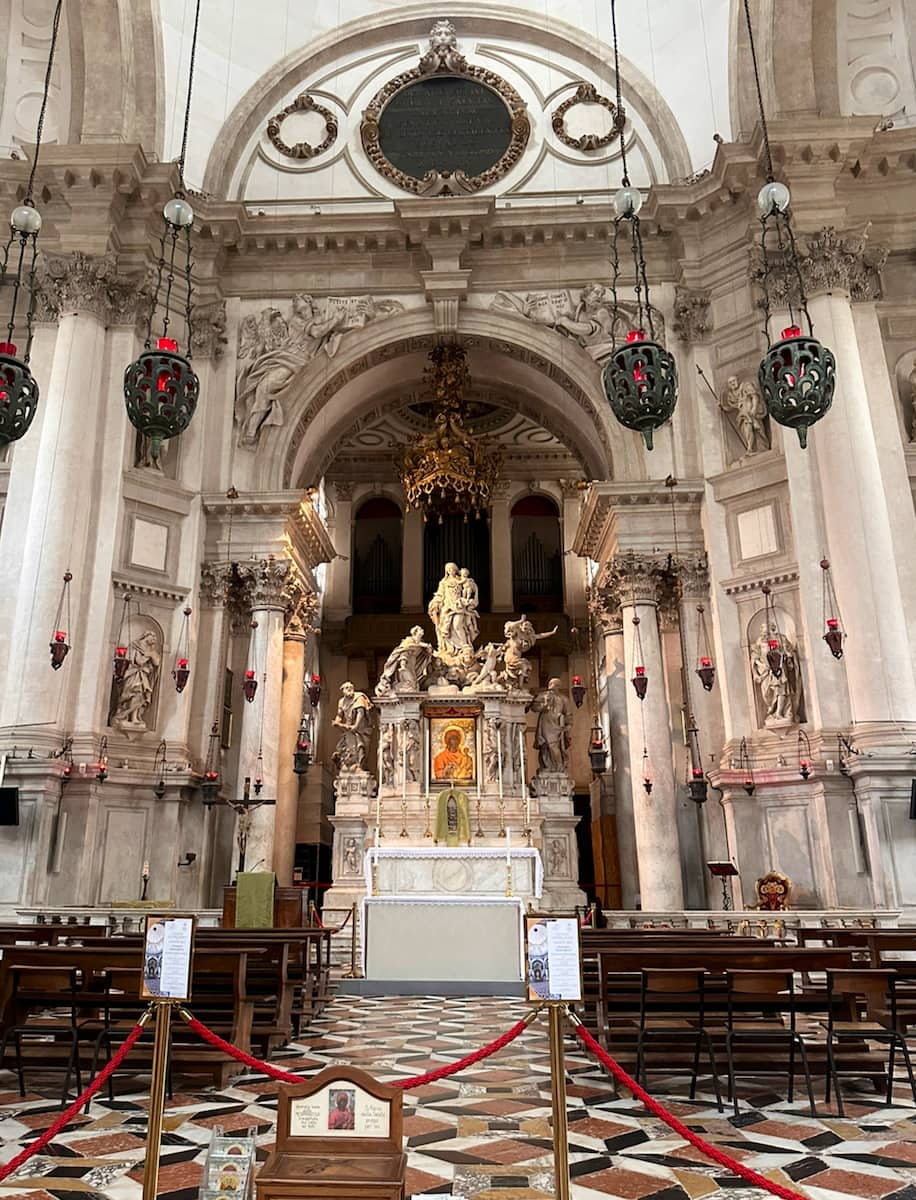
[399, 345, 502, 521]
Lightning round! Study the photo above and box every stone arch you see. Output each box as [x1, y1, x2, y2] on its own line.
[252, 307, 650, 492]
[202, 1, 692, 198]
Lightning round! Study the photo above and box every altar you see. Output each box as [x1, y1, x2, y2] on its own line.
[364, 846, 543, 902]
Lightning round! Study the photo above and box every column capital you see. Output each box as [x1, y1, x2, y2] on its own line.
[34, 251, 145, 324]
[750, 224, 887, 305]
[285, 590, 319, 642]
[674, 557, 710, 601]
[238, 555, 305, 613]
[589, 592, 623, 637]
[190, 299, 228, 360]
[672, 285, 711, 345]
[199, 562, 232, 608]
[600, 551, 666, 606]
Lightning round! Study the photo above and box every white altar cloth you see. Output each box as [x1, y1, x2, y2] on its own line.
[364, 847, 543, 900]
[361, 896, 525, 982]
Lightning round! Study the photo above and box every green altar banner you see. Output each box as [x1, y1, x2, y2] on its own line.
[236, 871, 276, 928]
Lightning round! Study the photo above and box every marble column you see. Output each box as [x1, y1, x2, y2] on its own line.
[595, 602, 640, 908]
[273, 611, 308, 885]
[324, 482, 353, 622]
[235, 558, 297, 874]
[802, 293, 916, 722]
[490, 485, 513, 611]
[605, 553, 684, 910]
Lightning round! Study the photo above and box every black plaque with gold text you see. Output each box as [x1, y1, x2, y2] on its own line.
[377, 77, 512, 181]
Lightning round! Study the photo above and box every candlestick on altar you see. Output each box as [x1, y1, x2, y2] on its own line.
[496, 719, 504, 802]
[399, 795, 408, 838]
[518, 725, 526, 790]
[505, 829, 513, 896]
[373, 826, 379, 849]
[401, 734, 407, 803]
[375, 792, 383, 838]
[423, 792, 432, 838]
[475, 792, 483, 838]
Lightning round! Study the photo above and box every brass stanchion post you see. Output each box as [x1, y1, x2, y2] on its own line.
[142, 1000, 173, 1200]
[547, 1002, 571, 1200]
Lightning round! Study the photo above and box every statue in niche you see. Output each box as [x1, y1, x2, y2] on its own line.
[375, 625, 434, 695]
[483, 719, 500, 783]
[404, 718, 420, 782]
[533, 678, 573, 772]
[379, 724, 395, 787]
[332, 681, 374, 771]
[720, 376, 769, 455]
[236, 293, 404, 446]
[750, 625, 803, 727]
[434, 787, 471, 847]
[110, 627, 162, 731]
[427, 562, 479, 664]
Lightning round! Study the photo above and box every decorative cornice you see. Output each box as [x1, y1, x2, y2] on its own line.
[111, 573, 189, 604]
[672, 286, 711, 344]
[35, 251, 145, 324]
[721, 569, 799, 597]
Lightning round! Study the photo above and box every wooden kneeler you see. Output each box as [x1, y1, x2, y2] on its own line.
[257, 1065, 405, 1200]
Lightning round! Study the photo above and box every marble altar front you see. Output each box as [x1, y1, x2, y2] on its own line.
[365, 846, 543, 901]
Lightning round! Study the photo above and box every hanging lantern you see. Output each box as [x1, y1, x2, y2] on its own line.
[760, 584, 785, 678]
[243, 670, 258, 703]
[695, 604, 716, 691]
[630, 615, 648, 699]
[153, 740, 167, 800]
[123, 0, 203, 463]
[201, 722, 220, 806]
[112, 592, 132, 684]
[49, 571, 73, 670]
[798, 730, 812, 781]
[0, 1, 61, 447]
[601, 0, 678, 451]
[293, 717, 312, 775]
[688, 767, 708, 805]
[739, 737, 755, 796]
[743, 1, 835, 448]
[173, 605, 192, 692]
[571, 675, 586, 709]
[96, 737, 109, 784]
[819, 557, 845, 659]
[306, 674, 321, 707]
[641, 747, 653, 795]
[588, 725, 608, 777]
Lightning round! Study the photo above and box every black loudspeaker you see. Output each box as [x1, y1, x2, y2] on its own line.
[0, 787, 19, 826]
[910, 780, 916, 821]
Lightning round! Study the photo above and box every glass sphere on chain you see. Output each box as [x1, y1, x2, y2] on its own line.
[757, 180, 790, 216]
[163, 197, 194, 228]
[10, 204, 42, 235]
[613, 185, 643, 218]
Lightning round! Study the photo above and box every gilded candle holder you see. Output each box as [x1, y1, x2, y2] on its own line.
[423, 794, 432, 837]
[505, 862, 513, 898]
[399, 796, 408, 837]
[498, 796, 506, 836]
[475, 794, 484, 838]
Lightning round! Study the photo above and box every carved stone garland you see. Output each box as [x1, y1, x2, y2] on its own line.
[551, 82, 623, 152]
[266, 93, 338, 160]
[360, 23, 530, 196]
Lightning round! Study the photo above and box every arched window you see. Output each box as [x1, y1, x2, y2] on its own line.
[511, 494, 562, 612]
[352, 497, 402, 613]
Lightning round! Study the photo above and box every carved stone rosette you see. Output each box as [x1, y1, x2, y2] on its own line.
[35, 251, 144, 325]
[266, 93, 338, 160]
[360, 22, 530, 195]
[551, 82, 623, 152]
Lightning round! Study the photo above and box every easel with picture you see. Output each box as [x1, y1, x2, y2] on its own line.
[256, 1064, 405, 1200]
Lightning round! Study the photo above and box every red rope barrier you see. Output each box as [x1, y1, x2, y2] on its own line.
[181, 1012, 531, 1089]
[570, 1015, 809, 1200]
[0, 1020, 147, 1183]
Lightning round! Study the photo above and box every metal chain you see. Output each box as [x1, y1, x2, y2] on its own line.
[176, 0, 203, 193]
[145, 226, 168, 350]
[183, 225, 195, 357]
[610, 0, 630, 186]
[160, 225, 180, 340]
[24, 0, 64, 204]
[741, 0, 775, 182]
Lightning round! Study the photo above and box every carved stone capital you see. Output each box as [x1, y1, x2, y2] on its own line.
[190, 300, 228, 360]
[601, 551, 666, 606]
[674, 557, 710, 601]
[673, 286, 711, 345]
[590, 594, 624, 638]
[35, 251, 144, 324]
[199, 562, 233, 608]
[285, 589, 319, 640]
[750, 224, 888, 306]
[237, 556, 300, 612]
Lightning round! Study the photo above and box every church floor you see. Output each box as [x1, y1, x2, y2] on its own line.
[2, 994, 916, 1199]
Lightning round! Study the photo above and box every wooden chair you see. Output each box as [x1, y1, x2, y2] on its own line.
[725, 970, 816, 1117]
[0, 966, 82, 1106]
[636, 970, 723, 1110]
[823, 969, 916, 1115]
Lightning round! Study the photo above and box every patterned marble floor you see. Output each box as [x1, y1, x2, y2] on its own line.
[1, 994, 916, 1199]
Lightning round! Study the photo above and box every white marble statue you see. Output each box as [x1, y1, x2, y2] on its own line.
[332, 681, 374, 770]
[750, 625, 803, 727]
[427, 562, 479, 664]
[375, 625, 434, 695]
[721, 375, 769, 454]
[110, 628, 162, 731]
[533, 678, 574, 772]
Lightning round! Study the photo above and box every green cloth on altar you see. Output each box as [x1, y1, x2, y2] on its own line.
[235, 871, 275, 928]
[434, 788, 471, 847]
